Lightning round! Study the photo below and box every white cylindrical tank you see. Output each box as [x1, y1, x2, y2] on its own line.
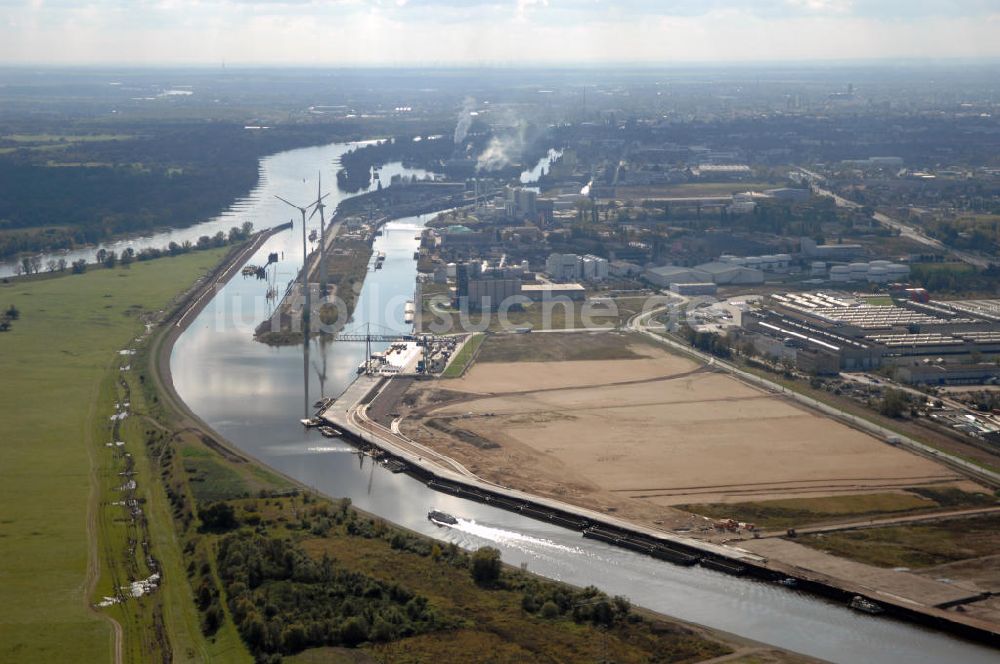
[746, 256, 762, 268]
[870, 259, 892, 268]
[849, 262, 870, 280]
[868, 266, 889, 283]
[830, 265, 851, 282]
[810, 261, 827, 277]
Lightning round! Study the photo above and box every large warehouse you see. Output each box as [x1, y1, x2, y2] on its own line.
[644, 263, 764, 287]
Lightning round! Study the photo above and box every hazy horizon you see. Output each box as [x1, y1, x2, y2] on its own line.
[2, 1, 1000, 66]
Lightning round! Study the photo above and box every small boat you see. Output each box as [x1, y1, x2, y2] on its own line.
[427, 510, 458, 526]
[318, 426, 341, 438]
[849, 595, 884, 615]
[300, 418, 322, 428]
[778, 577, 799, 588]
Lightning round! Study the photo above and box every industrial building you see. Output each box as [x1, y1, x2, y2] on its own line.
[742, 291, 1000, 381]
[695, 262, 765, 285]
[692, 164, 752, 180]
[800, 237, 862, 261]
[764, 187, 812, 201]
[644, 265, 707, 288]
[718, 254, 792, 274]
[453, 260, 524, 310]
[505, 187, 538, 220]
[521, 283, 586, 301]
[464, 278, 522, 310]
[670, 282, 717, 296]
[545, 253, 608, 281]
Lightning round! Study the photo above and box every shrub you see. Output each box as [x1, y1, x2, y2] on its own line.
[470, 546, 501, 586]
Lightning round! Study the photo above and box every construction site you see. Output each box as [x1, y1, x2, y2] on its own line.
[394, 332, 976, 521]
[353, 329, 1000, 629]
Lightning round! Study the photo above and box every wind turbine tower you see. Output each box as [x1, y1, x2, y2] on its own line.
[309, 172, 331, 295]
[275, 193, 317, 335]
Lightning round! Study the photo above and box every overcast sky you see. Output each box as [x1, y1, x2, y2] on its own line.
[2, 0, 999, 65]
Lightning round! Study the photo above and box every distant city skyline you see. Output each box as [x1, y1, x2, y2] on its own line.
[1, 0, 999, 65]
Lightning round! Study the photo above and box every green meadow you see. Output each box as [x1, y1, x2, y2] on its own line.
[0, 250, 227, 663]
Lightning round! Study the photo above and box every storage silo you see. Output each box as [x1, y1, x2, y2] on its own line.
[830, 265, 851, 282]
[868, 266, 889, 283]
[810, 261, 827, 277]
[849, 262, 870, 281]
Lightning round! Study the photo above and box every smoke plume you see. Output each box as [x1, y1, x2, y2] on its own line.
[453, 96, 475, 145]
[476, 120, 528, 172]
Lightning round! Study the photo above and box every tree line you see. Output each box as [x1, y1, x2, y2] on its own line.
[12, 222, 253, 276]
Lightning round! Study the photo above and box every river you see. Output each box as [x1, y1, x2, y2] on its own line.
[130, 140, 995, 663]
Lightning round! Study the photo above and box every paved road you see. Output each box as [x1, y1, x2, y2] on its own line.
[798, 167, 992, 269]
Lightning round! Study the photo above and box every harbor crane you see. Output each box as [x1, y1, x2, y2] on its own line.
[328, 322, 428, 375]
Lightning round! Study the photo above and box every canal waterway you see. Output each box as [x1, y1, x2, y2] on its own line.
[110, 140, 996, 663]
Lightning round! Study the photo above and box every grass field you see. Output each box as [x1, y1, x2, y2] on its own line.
[477, 330, 655, 363]
[677, 492, 956, 530]
[441, 333, 484, 378]
[0, 250, 228, 663]
[799, 514, 1000, 569]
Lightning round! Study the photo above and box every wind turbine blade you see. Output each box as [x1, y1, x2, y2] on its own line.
[309, 206, 320, 221]
[275, 195, 301, 211]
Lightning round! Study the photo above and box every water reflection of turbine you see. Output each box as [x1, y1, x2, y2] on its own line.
[312, 336, 329, 398]
[367, 455, 375, 497]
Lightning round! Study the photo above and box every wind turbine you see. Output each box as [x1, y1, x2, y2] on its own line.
[275, 193, 314, 335]
[308, 172, 331, 296]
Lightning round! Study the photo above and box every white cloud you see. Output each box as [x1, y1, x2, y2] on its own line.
[1, 0, 999, 64]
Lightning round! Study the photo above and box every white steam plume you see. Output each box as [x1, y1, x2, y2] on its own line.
[476, 120, 528, 172]
[453, 96, 475, 145]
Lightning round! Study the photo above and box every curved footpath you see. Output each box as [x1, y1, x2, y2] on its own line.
[320, 340, 1000, 650]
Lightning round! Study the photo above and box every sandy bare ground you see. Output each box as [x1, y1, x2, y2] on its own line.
[740, 538, 983, 607]
[399, 338, 963, 534]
